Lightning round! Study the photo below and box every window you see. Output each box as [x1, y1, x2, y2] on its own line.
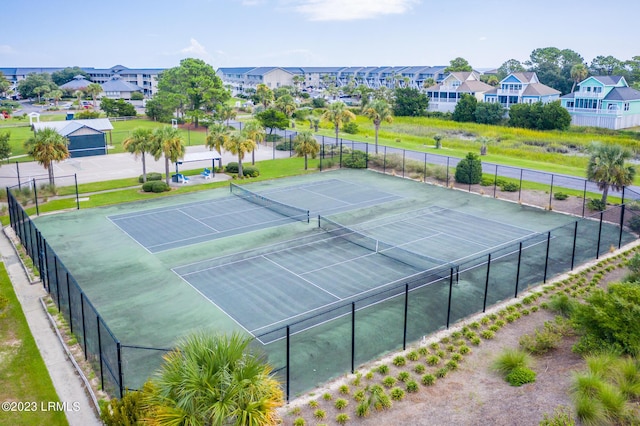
[624, 102, 630, 111]
[567, 101, 574, 108]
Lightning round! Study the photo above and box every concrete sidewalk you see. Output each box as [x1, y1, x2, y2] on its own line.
[0, 230, 101, 426]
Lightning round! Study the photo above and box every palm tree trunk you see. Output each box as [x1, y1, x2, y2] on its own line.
[141, 154, 147, 183]
[304, 154, 308, 170]
[252, 149, 255, 165]
[601, 185, 609, 205]
[335, 125, 339, 144]
[165, 158, 170, 185]
[375, 124, 380, 154]
[48, 166, 54, 186]
[238, 156, 243, 178]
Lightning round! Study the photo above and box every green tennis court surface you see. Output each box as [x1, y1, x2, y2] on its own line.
[109, 178, 401, 252]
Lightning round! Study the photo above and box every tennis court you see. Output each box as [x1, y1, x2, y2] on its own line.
[109, 179, 401, 253]
[173, 204, 540, 343]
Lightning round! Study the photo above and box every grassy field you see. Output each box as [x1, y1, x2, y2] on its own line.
[0, 263, 67, 426]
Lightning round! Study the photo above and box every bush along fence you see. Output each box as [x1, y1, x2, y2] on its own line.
[6, 169, 640, 402]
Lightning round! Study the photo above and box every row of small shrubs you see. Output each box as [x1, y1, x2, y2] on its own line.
[225, 162, 260, 177]
[142, 181, 170, 193]
[139, 172, 163, 183]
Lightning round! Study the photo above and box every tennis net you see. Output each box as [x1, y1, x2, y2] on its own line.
[230, 183, 310, 223]
[318, 216, 453, 272]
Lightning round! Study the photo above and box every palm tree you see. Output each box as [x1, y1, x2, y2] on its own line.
[571, 64, 588, 93]
[256, 83, 274, 108]
[242, 120, 265, 165]
[586, 143, 636, 205]
[24, 128, 69, 185]
[363, 99, 393, 153]
[48, 89, 63, 107]
[74, 90, 84, 110]
[86, 83, 103, 108]
[224, 129, 256, 178]
[206, 123, 230, 168]
[123, 128, 154, 182]
[294, 131, 320, 170]
[275, 94, 296, 119]
[152, 126, 185, 185]
[422, 78, 436, 89]
[142, 332, 283, 426]
[217, 104, 237, 127]
[322, 101, 356, 143]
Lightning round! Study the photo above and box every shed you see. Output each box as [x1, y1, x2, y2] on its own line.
[32, 119, 114, 158]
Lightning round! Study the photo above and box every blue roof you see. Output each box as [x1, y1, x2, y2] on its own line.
[246, 67, 292, 76]
[299, 67, 346, 73]
[605, 87, 640, 101]
[218, 67, 257, 75]
[592, 76, 625, 86]
[101, 76, 143, 92]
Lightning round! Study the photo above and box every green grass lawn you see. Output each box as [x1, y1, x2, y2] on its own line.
[0, 263, 67, 426]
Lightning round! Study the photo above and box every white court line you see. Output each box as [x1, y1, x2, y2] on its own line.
[177, 209, 219, 232]
[261, 256, 341, 300]
[106, 216, 154, 254]
[300, 251, 378, 275]
[173, 272, 256, 338]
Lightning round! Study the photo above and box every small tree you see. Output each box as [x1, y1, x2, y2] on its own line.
[322, 101, 356, 143]
[294, 131, 320, 170]
[363, 99, 393, 154]
[393, 87, 428, 117]
[455, 152, 483, 184]
[452, 94, 477, 122]
[123, 128, 154, 183]
[206, 123, 230, 168]
[24, 128, 70, 185]
[586, 143, 636, 205]
[474, 102, 504, 125]
[86, 83, 103, 108]
[152, 127, 185, 185]
[256, 108, 288, 136]
[224, 129, 256, 178]
[0, 131, 12, 163]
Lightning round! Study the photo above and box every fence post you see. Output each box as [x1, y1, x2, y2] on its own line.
[402, 150, 406, 178]
[446, 157, 450, 187]
[619, 204, 625, 249]
[514, 242, 523, 298]
[16, 162, 21, 189]
[117, 342, 124, 398]
[494, 165, 498, 198]
[596, 211, 604, 259]
[33, 179, 39, 216]
[351, 302, 355, 374]
[548, 175, 554, 210]
[75, 174, 80, 210]
[423, 152, 427, 183]
[446, 268, 454, 328]
[571, 221, 578, 271]
[339, 141, 343, 168]
[582, 180, 587, 217]
[543, 232, 551, 283]
[98, 316, 104, 391]
[286, 326, 290, 403]
[518, 169, 523, 202]
[482, 254, 491, 312]
[54, 256, 61, 309]
[365, 142, 369, 169]
[81, 293, 87, 359]
[403, 283, 408, 350]
[66, 272, 73, 332]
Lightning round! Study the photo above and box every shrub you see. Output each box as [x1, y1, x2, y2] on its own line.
[225, 162, 240, 173]
[451, 353, 463, 362]
[308, 400, 318, 408]
[275, 141, 295, 151]
[414, 364, 425, 374]
[322, 392, 332, 400]
[421, 374, 436, 386]
[334, 398, 348, 410]
[139, 172, 162, 183]
[342, 122, 359, 134]
[480, 176, 495, 186]
[390, 387, 405, 401]
[314, 409, 326, 420]
[397, 371, 410, 382]
[481, 330, 495, 339]
[587, 198, 607, 211]
[553, 192, 569, 200]
[539, 406, 576, 426]
[382, 376, 397, 388]
[142, 181, 170, 193]
[241, 166, 260, 178]
[629, 215, 640, 233]
[500, 181, 519, 192]
[406, 380, 419, 393]
[293, 417, 305, 426]
[335, 413, 350, 425]
[492, 349, 532, 377]
[406, 350, 419, 361]
[342, 150, 368, 169]
[458, 345, 471, 355]
[426, 355, 441, 366]
[353, 389, 366, 402]
[355, 400, 370, 417]
[446, 360, 459, 371]
[377, 364, 389, 375]
[435, 368, 448, 378]
[547, 294, 576, 317]
[454, 152, 483, 184]
[99, 389, 144, 426]
[392, 356, 406, 367]
[338, 384, 349, 395]
[519, 328, 562, 355]
[506, 366, 537, 386]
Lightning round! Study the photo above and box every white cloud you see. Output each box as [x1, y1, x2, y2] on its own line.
[290, 0, 419, 21]
[180, 38, 213, 61]
[241, 0, 266, 5]
[0, 45, 15, 54]
[478, 36, 487, 41]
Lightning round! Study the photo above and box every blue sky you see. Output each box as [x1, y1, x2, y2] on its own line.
[2, 0, 638, 70]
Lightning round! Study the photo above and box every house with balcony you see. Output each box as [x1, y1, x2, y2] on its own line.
[560, 76, 640, 129]
[425, 72, 494, 112]
[483, 72, 560, 108]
